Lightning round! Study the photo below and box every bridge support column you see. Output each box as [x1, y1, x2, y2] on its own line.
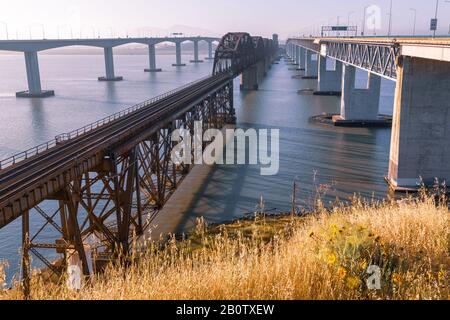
[257, 60, 267, 80]
[240, 65, 259, 90]
[303, 50, 318, 79]
[172, 42, 186, 67]
[99, 47, 123, 81]
[16, 52, 55, 98]
[298, 47, 306, 70]
[315, 57, 343, 96]
[335, 64, 380, 121]
[144, 43, 162, 72]
[205, 41, 214, 60]
[295, 46, 300, 65]
[190, 41, 203, 63]
[266, 56, 271, 72]
[388, 56, 450, 190]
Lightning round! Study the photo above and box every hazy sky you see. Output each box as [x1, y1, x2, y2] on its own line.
[0, 0, 449, 39]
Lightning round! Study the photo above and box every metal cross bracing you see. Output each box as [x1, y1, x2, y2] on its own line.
[18, 80, 235, 294]
[0, 31, 276, 295]
[288, 38, 400, 80]
[321, 40, 400, 80]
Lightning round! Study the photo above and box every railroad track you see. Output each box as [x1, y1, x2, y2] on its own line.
[0, 73, 232, 228]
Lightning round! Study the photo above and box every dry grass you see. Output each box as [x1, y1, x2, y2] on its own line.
[0, 195, 449, 300]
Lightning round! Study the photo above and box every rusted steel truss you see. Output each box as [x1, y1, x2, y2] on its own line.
[213, 33, 278, 76]
[20, 81, 235, 290]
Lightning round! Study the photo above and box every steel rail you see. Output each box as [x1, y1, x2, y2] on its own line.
[0, 76, 219, 184]
[0, 76, 211, 171]
[0, 74, 231, 215]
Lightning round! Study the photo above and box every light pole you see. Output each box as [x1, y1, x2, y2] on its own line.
[410, 8, 417, 36]
[433, 0, 439, 38]
[347, 11, 354, 26]
[0, 21, 9, 40]
[347, 11, 354, 37]
[362, 5, 369, 36]
[30, 23, 45, 39]
[387, 0, 393, 36]
[57, 25, 62, 39]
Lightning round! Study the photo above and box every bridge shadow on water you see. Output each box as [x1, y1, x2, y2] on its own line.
[171, 59, 392, 234]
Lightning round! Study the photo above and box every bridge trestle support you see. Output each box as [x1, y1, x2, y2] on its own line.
[388, 56, 450, 190]
[172, 42, 186, 67]
[303, 50, 318, 79]
[315, 56, 343, 96]
[16, 51, 55, 98]
[98, 47, 123, 81]
[190, 41, 204, 63]
[205, 41, 214, 60]
[336, 64, 381, 121]
[144, 43, 162, 72]
[240, 65, 259, 90]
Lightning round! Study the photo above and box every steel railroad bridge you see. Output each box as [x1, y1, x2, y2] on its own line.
[0, 32, 278, 293]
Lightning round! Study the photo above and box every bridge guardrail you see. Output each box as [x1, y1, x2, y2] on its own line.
[0, 75, 211, 171]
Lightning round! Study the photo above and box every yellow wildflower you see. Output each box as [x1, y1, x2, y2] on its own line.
[358, 260, 368, 271]
[346, 276, 362, 290]
[392, 273, 403, 285]
[438, 269, 446, 283]
[327, 253, 337, 265]
[330, 224, 339, 235]
[338, 267, 347, 279]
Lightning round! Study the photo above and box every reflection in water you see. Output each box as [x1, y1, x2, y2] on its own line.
[28, 98, 50, 144]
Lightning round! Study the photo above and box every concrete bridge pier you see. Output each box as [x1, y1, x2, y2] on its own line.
[265, 56, 272, 72]
[302, 50, 318, 79]
[287, 43, 293, 60]
[16, 51, 55, 98]
[98, 47, 123, 81]
[315, 57, 343, 95]
[190, 41, 204, 63]
[295, 45, 301, 65]
[172, 42, 186, 67]
[144, 43, 162, 72]
[240, 65, 259, 90]
[335, 64, 381, 121]
[298, 47, 306, 71]
[388, 56, 450, 190]
[257, 60, 267, 81]
[205, 41, 214, 60]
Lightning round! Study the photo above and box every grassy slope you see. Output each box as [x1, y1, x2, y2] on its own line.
[1, 196, 449, 300]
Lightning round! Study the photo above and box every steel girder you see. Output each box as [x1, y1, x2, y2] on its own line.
[213, 32, 278, 76]
[322, 41, 400, 80]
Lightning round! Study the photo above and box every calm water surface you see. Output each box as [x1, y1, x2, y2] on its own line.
[0, 53, 396, 281]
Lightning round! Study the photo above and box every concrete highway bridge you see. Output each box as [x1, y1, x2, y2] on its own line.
[0, 36, 221, 97]
[0, 32, 278, 294]
[286, 37, 450, 192]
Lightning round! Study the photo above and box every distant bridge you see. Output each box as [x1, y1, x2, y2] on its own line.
[0, 32, 279, 294]
[286, 37, 450, 192]
[0, 36, 221, 97]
